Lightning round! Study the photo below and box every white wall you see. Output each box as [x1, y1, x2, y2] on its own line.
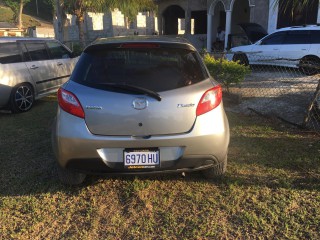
[268, 0, 278, 33]
[57, 10, 158, 43]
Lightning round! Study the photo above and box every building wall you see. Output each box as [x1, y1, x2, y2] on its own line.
[57, 9, 158, 44]
[252, 0, 269, 32]
[0, 30, 23, 37]
[158, 0, 207, 14]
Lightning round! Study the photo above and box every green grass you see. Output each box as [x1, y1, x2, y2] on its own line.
[0, 5, 41, 28]
[0, 96, 319, 239]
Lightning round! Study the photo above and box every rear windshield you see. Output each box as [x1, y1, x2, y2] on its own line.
[72, 47, 208, 92]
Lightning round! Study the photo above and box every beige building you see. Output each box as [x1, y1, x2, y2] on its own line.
[0, 22, 23, 37]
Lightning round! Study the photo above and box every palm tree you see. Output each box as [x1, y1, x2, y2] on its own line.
[115, 0, 156, 29]
[275, 0, 317, 13]
[274, 0, 318, 27]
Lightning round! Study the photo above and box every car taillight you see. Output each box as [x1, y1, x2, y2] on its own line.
[58, 88, 85, 119]
[196, 85, 222, 116]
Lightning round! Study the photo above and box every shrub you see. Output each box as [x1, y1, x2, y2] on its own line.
[203, 54, 250, 92]
[71, 43, 84, 57]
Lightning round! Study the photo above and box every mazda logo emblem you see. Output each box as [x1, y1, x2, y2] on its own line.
[132, 97, 148, 110]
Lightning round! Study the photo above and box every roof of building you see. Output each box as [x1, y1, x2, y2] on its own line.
[0, 37, 55, 43]
[0, 22, 18, 29]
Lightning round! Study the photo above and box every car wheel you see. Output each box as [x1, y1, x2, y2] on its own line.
[233, 54, 249, 66]
[299, 56, 320, 76]
[57, 164, 86, 185]
[202, 155, 227, 179]
[10, 83, 34, 113]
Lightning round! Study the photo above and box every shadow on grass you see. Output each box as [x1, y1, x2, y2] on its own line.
[0, 100, 319, 197]
[0, 157, 319, 198]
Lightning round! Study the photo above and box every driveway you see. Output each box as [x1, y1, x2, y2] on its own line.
[225, 67, 320, 129]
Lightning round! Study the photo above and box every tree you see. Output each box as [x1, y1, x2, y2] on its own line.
[276, 0, 317, 13]
[111, 0, 156, 30]
[4, 0, 31, 29]
[54, 0, 65, 42]
[274, 0, 318, 27]
[115, 0, 156, 21]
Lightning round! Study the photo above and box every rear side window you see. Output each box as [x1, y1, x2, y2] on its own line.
[283, 30, 310, 44]
[47, 41, 71, 59]
[24, 42, 50, 61]
[0, 42, 22, 64]
[72, 47, 208, 92]
[261, 32, 286, 45]
[310, 30, 320, 44]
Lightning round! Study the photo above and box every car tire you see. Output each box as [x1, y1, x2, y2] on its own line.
[10, 83, 34, 113]
[202, 155, 227, 179]
[233, 54, 249, 66]
[57, 164, 86, 185]
[299, 56, 320, 76]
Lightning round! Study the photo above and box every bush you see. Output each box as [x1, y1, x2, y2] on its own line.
[203, 54, 250, 92]
[72, 43, 84, 57]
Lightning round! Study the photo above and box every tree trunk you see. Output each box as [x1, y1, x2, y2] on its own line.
[55, 0, 64, 42]
[18, 0, 23, 29]
[184, 0, 191, 35]
[76, 12, 85, 48]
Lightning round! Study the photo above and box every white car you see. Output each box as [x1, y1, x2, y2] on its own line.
[0, 37, 78, 113]
[227, 25, 320, 75]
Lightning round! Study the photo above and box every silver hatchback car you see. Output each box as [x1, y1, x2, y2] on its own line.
[52, 37, 230, 185]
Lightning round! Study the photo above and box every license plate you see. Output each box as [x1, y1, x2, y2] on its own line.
[124, 149, 160, 169]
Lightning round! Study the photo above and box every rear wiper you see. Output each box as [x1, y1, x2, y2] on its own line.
[104, 83, 162, 102]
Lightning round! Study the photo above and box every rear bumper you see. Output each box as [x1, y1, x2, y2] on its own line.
[52, 105, 229, 174]
[64, 155, 219, 175]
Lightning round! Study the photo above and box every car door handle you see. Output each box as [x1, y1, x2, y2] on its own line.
[301, 49, 307, 51]
[273, 48, 279, 50]
[30, 65, 38, 70]
[57, 62, 63, 66]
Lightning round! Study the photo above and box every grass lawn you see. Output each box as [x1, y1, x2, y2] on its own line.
[0, 96, 319, 239]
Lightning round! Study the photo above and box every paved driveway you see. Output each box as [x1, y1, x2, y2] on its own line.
[225, 67, 320, 129]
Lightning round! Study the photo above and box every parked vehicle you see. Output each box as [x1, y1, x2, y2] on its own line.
[0, 37, 78, 113]
[227, 25, 320, 75]
[52, 36, 230, 185]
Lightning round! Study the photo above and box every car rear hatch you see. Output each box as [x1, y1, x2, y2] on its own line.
[238, 23, 268, 43]
[67, 40, 213, 136]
